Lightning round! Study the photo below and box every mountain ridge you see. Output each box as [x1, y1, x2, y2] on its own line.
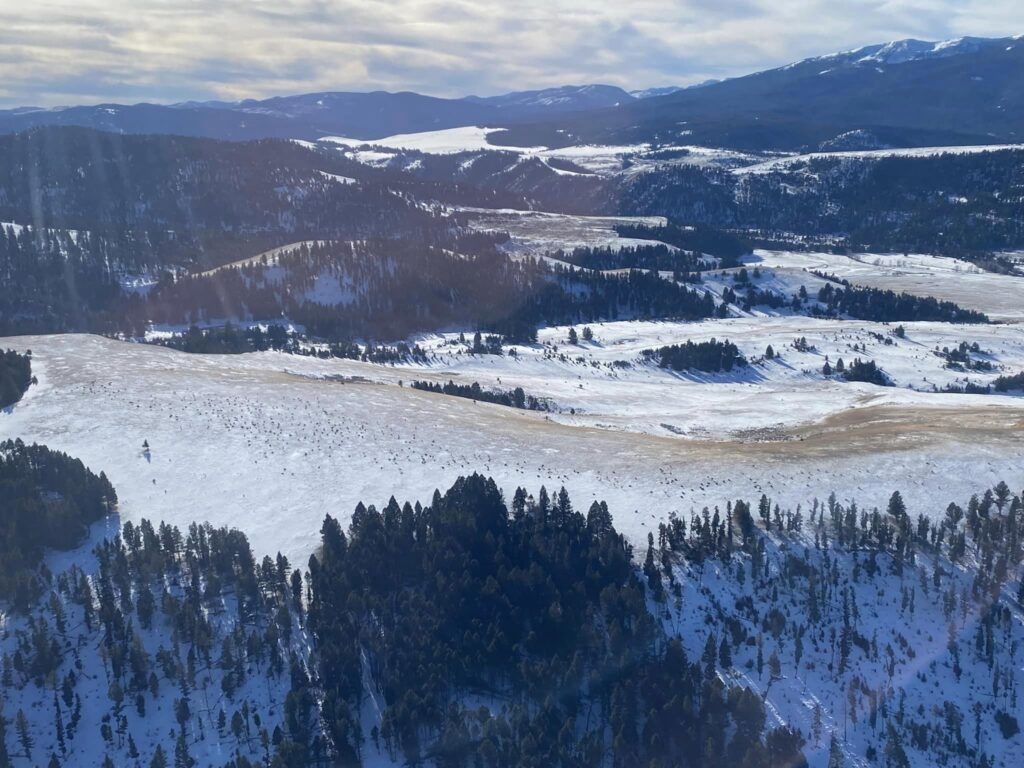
[0, 35, 1020, 149]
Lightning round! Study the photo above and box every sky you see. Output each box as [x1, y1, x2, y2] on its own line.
[0, 0, 1020, 108]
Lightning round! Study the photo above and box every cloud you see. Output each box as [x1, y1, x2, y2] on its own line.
[0, 0, 1019, 107]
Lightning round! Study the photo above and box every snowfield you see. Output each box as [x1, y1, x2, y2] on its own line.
[320, 126, 539, 155]
[732, 143, 1024, 174]
[2, 332, 1022, 569]
[317, 128, 770, 176]
[314, 125, 1024, 182]
[458, 207, 669, 258]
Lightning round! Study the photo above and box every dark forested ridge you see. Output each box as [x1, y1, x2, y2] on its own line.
[0, 349, 35, 408]
[620, 150, 1024, 258]
[0, 125, 1019, 339]
[128, 239, 723, 342]
[0, 127, 435, 244]
[0, 439, 117, 608]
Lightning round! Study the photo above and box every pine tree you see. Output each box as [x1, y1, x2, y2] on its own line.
[827, 733, 844, 768]
[0, 702, 9, 767]
[15, 709, 31, 760]
[174, 732, 192, 768]
[718, 637, 732, 669]
[769, 650, 782, 680]
[887, 491, 906, 519]
[53, 692, 65, 754]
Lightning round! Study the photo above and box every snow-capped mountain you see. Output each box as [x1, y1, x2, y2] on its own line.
[0, 36, 1021, 150]
[494, 34, 1024, 151]
[818, 35, 1006, 68]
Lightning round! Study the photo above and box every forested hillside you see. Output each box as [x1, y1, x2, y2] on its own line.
[3, 463, 1022, 767]
[131, 239, 723, 341]
[0, 439, 117, 607]
[0, 350, 34, 408]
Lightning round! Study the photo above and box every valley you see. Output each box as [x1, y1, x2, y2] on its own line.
[2, 27, 1024, 768]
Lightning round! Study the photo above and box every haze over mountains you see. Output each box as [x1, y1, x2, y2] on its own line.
[0, 35, 1020, 150]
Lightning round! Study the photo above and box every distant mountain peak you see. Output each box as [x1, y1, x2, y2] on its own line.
[464, 84, 634, 112]
[811, 35, 1012, 69]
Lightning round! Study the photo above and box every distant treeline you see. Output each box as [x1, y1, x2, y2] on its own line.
[815, 282, 988, 324]
[151, 323, 429, 364]
[151, 323, 297, 354]
[644, 339, 747, 373]
[550, 243, 711, 276]
[0, 348, 34, 408]
[0, 439, 117, 608]
[613, 222, 750, 266]
[411, 380, 549, 410]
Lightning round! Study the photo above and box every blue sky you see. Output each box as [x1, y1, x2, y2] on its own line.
[0, 0, 1020, 108]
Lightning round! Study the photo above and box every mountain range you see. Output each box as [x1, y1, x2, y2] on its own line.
[0, 35, 1021, 151]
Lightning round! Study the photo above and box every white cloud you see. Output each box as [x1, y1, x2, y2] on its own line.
[0, 0, 1019, 107]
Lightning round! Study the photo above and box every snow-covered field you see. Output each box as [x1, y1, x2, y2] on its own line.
[315, 125, 1024, 182]
[747, 249, 1024, 323]
[320, 126, 540, 155]
[732, 143, 1024, 174]
[459, 207, 669, 257]
[318, 127, 769, 175]
[2, 331, 1021, 568]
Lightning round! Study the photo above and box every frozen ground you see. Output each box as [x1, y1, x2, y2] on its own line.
[316, 126, 1024, 181]
[732, 143, 1024, 174]
[2, 333, 1021, 568]
[458, 207, 669, 257]
[747, 249, 1024, 323]
[318, 128, 769, 176]
[321, 126, 544, 155]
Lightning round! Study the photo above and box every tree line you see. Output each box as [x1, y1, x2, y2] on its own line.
[410, 380, 549, 411]
[0, 439, 117, 609]
[0, 349, 34, 408]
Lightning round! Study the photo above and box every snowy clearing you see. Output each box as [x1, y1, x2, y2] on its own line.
[2, 333, 1021, 568]
[733, 143, 1024, 174]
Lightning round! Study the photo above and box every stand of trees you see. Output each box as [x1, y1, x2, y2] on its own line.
[0, 349, 35, 408]
[815, 282, 988, 324]
[839, 358, 890, 386]
[993, 371, 1024, 393]
[644, 339, 747, 373]
[612, 222, 750, 267]
[410, 380, 549, 410]
[549, 243, 711, 276]
[0, 440, 117, 608]
[304, 475, 805, 767]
